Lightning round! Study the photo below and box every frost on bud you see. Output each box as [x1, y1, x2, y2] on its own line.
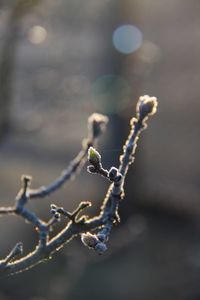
[54, 212, 61, 220]
[78, 201, 91, 210]
[88, 113, 109, 139]
[50, 204, 62, 221]
[21, 174, 32, 190]
[50, 204, 58, 215]
[94, 242, 107, 255]
[51, 204, 57, 211]
[81, 232, 99, 249]
[115, 174, 123, 182]
[88, 147, 101, 167]
[108, 167, 118, 181]
[81, 233, 107, 255]
[136, 95, 158, 120]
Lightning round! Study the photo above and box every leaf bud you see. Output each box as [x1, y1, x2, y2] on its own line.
[88, 147, 101, 166]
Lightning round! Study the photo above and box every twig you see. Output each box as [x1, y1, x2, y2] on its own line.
[29, 113, 108, 199]
[0, 96, 157, 276]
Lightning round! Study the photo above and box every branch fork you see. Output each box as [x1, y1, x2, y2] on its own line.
[0, 95, 158, 276]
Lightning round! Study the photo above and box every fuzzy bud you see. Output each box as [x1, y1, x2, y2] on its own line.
[115, 173, 123, 183]
[79, 201, 91, 209]
[136, 95, 158, 120]
[51, 204, 57, 210]
[88, 147, 101, 166]
[21, 175, 32, 186]
[54, 212, 61, 220]
[81, 232, 99, 248]
[94, 242, 107, 255]
[50, 204, 57, 215]
[88, 113, 109, 139]
[51, 208, 56, 214]
[108, 167, 118, 181]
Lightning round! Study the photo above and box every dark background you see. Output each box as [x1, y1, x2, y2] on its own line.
[0, 0, 200, 299]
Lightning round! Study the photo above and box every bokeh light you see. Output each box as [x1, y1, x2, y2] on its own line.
[112, 24, 143, 54]
[28, 25, 47, 44]
[138, 40, 162, 64]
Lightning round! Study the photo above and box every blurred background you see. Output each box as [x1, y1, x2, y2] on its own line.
[0, 0, 200, 299]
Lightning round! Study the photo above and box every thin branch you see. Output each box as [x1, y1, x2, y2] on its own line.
[1, 243, 23, 266]
[28, 147, 89, 199]
[84, 95, 158, 250]
[0, 96, 157, 276]
[50, 201, 91, 223]
[29, 113, 108, 199]
[0, 113, 108, 275]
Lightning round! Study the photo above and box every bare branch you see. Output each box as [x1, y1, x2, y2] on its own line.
[0, 96, 157, 276]
[29, 113, 108, 199]
[50, 201, 91, 223]
[86, 95, 158, 250]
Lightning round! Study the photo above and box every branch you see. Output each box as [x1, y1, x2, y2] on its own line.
[29, 113, 108, 199]
[83, 95, 158, 250]
[0, 96, 157, 276]
[0, 113, 108, 205]
[0, 243, 23, 266]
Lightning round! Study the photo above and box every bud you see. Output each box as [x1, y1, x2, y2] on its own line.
[54, 212, 61, 220]
[51, 208, 56, 214]
[50, 204, 57, 215]
[79, 201, 91, 210]
[21, 175, 32, 186]
[81, 232, 99, 248]
[108, 167, 118, 181]
[88, 147, 101, 166]
[115, 173, 123, 183]
[88, 113, 108, 139]
[50, 204, 57, 210]
[136, 95, 158, 120]
[94, 242, 107, 255]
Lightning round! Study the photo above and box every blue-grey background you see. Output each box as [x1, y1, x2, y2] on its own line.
[0, 0, 200, 299]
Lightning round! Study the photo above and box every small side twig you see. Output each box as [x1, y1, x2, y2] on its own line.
[0, 243, 23, 266]
[29, 113, 108, 199]
[50, 201, 91, 223]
